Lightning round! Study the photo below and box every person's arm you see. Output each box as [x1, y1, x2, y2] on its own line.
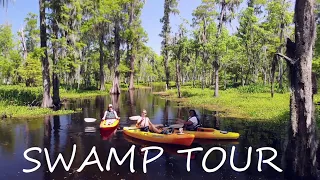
[184, 120, 193, 125]
[176, 118, 184, 124]
[176, 118, 192, 125]
[179, 117, 193, 125]
[114, 111, 120, 119]
[136, 117, 142, 127]
[147, 117, 153, 125]
[102, 111, 108, 120]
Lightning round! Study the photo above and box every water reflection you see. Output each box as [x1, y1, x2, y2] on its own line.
[0, 89, 286, 180]
[100, 129, 117, 141]
[84, 127, 96, 133]
[212, 111, 220, 130]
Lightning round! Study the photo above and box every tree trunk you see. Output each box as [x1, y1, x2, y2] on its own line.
[128, 1, 135, 90]
[99, 33, 105, 91]
[224, 69, 227, 90]
[176, 57, 181, 98]
[52, 18, 60, 108]
[263, 69, 267, 86]
[76, 62, 81, 89]
[254, 61, 259, 83]
[214, 62, 219, 97]
[19, 27, 29, 86]
[278, 0, 286, 90]
[282, 0, 318, 178]
[213, 1, 226, 97]
[201, 64, 205, 90]
[19, 27, 27, 65]
[211, 62, 215, 86]
[110, 17, 121, 94]
[40, 0, 52, 108]
[161, 0, 171, 91]
[164, 51, 169, 91]
[279, 59, 283, 88]
[193, 50, 198, 88]
[129, 54, 135, 90]
[52, 45, 60, 108]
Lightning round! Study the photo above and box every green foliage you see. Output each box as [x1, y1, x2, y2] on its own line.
[0, 25, 14, 56]
[119, 60, 131, 73]
[0, 0, 300, 113]
[18, 52, 42, 87]
[163, 87, 290, 120]
[0, 25, 22, 85]
[0, 102, 76, 118]
[24, 13, 39, 52]
[237, 84, 271, 93]
[0, 86, 42, 106]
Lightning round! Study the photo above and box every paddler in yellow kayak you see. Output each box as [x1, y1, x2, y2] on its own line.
[176, 109, 200, 131]
[136, 109, 173, 134]
[102, 104, 120, 125]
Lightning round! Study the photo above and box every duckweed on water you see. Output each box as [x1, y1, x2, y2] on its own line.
[0, 103, 78, 118]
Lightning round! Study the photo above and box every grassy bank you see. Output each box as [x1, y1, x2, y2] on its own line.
[154, 87, 293, 121]
[0, 102, 78, 119]
[0, 83, 152, 103]
[60, 84, 151, 99]
[0, 83, 151, 118]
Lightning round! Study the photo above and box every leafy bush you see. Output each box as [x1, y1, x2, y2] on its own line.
[0, 85, 42, 105]
[237, 84, 271, 93]
[18, 53, 42, 87]
[236, 83, 289, 94]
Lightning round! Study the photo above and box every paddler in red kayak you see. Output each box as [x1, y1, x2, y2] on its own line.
[102, 104, 120, 125]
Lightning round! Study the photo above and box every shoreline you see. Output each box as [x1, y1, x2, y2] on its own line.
[153, 88, 293, 121]
[0, 84, 151, 119]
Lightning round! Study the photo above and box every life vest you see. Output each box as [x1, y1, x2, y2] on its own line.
[105, 110, 116, 119]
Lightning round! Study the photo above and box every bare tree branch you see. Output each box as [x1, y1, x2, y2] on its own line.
[275, 53, 297, 64]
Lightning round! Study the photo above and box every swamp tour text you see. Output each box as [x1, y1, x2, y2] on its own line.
[22, 145, 283, 173]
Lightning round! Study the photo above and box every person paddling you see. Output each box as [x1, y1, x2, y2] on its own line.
[136, 109, 172, 134]
[102, 104, 120, 125]
[176, 109, 200, 131]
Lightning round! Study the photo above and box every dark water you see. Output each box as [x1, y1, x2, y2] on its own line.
[0, 88, 287, 180]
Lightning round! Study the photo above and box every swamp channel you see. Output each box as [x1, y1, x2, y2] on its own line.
[0, 87, 295, 180]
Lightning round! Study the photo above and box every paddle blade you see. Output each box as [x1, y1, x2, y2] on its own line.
[129, 116, 141, 121]
[84, 118, 97, 122]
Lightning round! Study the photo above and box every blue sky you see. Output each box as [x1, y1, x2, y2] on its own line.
[0, 0, 243, 55]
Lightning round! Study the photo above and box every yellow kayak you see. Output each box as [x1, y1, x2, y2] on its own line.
[123, 134, 197, 159]
[174, 127, 240, 140]
[123, 127, 195, 146]
[100, 119, 119, 130]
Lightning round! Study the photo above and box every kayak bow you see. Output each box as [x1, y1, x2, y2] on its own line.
[100, 119, 120, 130]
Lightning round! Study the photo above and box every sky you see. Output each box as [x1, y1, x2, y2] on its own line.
[0, 0, 244, 55]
